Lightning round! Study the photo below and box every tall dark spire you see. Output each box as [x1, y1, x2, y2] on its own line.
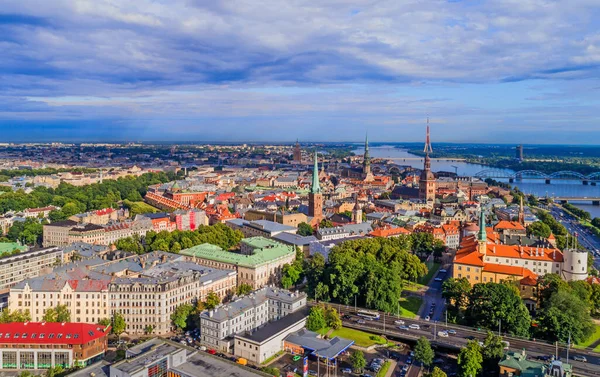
[423, 118, 433, 154]
[311, 151, 321, 194]
[363, 132, 371, 175]
[478, 209, 487, 242]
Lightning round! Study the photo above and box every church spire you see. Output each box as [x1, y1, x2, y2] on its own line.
[518, 196, 525, 225]
[478, 209, 487, 242]
[363, 132, 371, 175]
[311, 151, 321, 194]
[423, 117, 433, 154]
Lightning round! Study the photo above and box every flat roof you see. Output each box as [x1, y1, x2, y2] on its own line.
[235, 308, 308, 344]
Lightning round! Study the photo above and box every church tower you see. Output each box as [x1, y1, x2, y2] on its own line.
[308, 151, 324, 222]
[293, 139, 302, 162]
[352, 193, 363, 224]
[477, 209, 487, 255]
[419, 119, 436, 205]
[518, 196, 525, 225]
[363, 133, 374, 182]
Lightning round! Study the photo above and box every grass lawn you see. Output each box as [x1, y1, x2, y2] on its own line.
[318, 327, 388, 348]
[398, 296, 422, 319]
[376, 361, 392, 377]
[417, 262, 441, 285]
[575, 324, 600, 349]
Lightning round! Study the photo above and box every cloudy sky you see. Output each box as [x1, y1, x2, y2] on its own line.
[1, 0, 600, 143]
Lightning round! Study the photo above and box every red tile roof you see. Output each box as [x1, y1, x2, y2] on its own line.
[494, 221, 525, 231]
[0, 322, 109, 345]
[369, 227, 411, 238]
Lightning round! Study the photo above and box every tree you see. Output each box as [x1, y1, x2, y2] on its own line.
[43, 304, 70, 323]
[527, 221, 552, 238]
[458, 340, 483, 377]
[324, 305, 342, 330]
[537, 273, 570, 306]
[261, 367, 280, 377]
[171, 303, 194, 332]
[442, 277, 471, 320]
[314, 282, 330, 302]
[0, 309, 31, 323]
[426, 367, 447, 377]
[536, 289, 594, 343]
[306, 306, 326, 331]
[281, 263, 301, 289]
[45, 366, 64, 377]
[482, 331, 505, 371]
[112, 312, 126, 338]
[350, 350, 367, 373]
[305, 253, 326, 298]
[236, 283, 253, 296]
[205, 291, 220, 310]
[144, 325, 155, 335]
[320, 219, 334, 228]
[298, 222, 314, 236]
[414, 336, 435, 368]
[465, 283, 531, 337]
[98, 318, 111, 326]
[19, 372, 35, 377]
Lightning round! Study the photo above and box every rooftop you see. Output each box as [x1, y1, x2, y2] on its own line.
[284, 328, 355, 360]
[235, 307, 309, 343]
[0, 322, 109, 345]
[182, 238, 295, 268]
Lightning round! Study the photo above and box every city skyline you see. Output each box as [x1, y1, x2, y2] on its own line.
[1, 1, 600, 143]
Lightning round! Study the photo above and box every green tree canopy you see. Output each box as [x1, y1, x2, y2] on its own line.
[465, 282, 531, 337]
[324, 305, 342, 330]
[527, 221, 552, 238]
[427, 367, 447, 377]
[171, 303, 194, 332]
[204, 291, 221, 310]
[458, 340, 483, 377]
[536, 289, 594, 344]
[414, 336, 435, 367]
[306, 306, 326, 331]
[112, 312, 126, 337]
[236, 283, 253, 296]
[298, 222, 314, 236]
[350, 350, 366, 373]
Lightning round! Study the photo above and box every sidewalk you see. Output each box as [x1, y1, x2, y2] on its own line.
[384, 360, 397, 377]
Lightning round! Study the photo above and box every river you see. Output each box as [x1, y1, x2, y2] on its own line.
[352, 146, 600, 219]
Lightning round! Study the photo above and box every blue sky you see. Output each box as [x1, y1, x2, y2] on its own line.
[1, 0, 600, 143]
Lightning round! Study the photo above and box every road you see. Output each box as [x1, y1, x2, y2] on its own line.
[550, 206, 600, 268]
[339, 310, 600, 377]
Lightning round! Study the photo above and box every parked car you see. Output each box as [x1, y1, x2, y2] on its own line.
[402, 365, 409, 372]
[434, 277, 443, 282]
[309, 370, 318, 376]
[439, 269, 447, 273]
[573, 355, 587, 362]
[342, 368, 352, 374]
[406, 357, 413, 365]
[207, 349, 217, 355]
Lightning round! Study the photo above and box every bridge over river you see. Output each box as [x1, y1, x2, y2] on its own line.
[475, 169, 600, 185]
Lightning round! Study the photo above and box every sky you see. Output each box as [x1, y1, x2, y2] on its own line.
[1, 0, 600, 143]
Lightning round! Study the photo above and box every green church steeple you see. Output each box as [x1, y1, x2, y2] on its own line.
[477, 209, 487, 242]
[363, 132, 371, 174]
[311, 151, 321, 194]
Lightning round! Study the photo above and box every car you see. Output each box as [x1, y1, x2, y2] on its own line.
[409, 324, 420, 330]
[447, 329, 457, 335]
[309, 370, 318, 376]
[398, 325, 409, 330]
[293, 355, 302, 361]
[439, 269, 447, 273]
[536, 355, 551, 361]
[207, 349, 217, 355]
[409, 351, 415, 357]
[573, 355, 587, 362]
[402, 365, 409, 372]
[406, 357, 413, 365]
[438, 331, 449, 338]
[360, 374, 373, 377]
[434, 277, 443, 282]
[395, 320, 405, 325]
[373, 358, 384, 364]
[433, 358, 444, 364]
[342, 314, 352, 320]
[342, 368, 352, 374]
[357, 319, 366, 324]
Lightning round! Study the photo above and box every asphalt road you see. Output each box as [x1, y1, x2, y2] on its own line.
[339, 311, 600, 377]
[550, 206, 600, 268]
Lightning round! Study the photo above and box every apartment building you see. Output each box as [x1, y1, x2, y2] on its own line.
[0, 246, 62, 294]
[43, 219, 153, 247]
[9, 252, 237, 335]
[181, 237, 296, 289]
[226, 219, 298, 239]
[200, 287, 307, 352]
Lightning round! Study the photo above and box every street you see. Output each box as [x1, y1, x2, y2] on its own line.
[549, 206, 600, 268]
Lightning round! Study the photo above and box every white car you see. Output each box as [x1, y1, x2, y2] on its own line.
[394, 320, 405, 325]
[439, 269, 447, 273]
[409, 324, 420, 330]
[438, 331, 449, 338]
